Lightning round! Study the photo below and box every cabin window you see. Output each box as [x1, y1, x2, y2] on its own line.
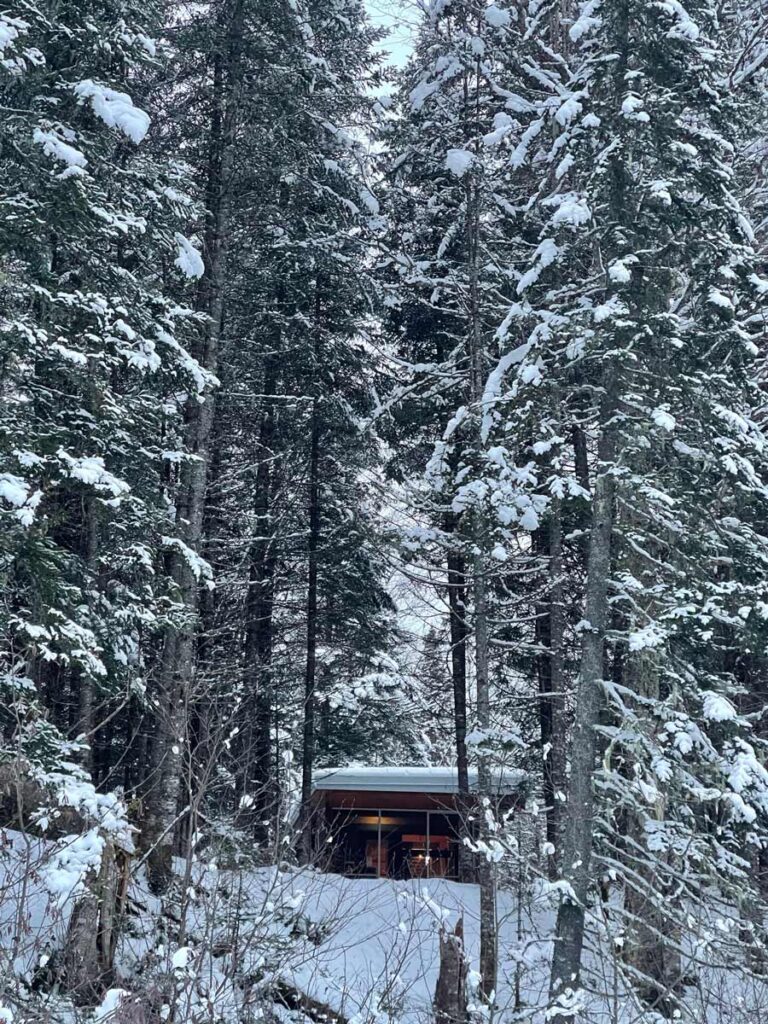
[331, 808, 462, 879]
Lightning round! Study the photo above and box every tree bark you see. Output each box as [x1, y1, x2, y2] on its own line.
[240, 343, 280, 844]
[142, 0, 244, 894]
[445, 512, 471, 881]
[548, 366, 618, 1021]
[75, 492, 100, 773]
[464, 139, 496, 1002]
[62, 839, 130, 1003]
[434, 918, 468, 1024]
[299, 290, 323, 865]
[536, 494, 567, 880]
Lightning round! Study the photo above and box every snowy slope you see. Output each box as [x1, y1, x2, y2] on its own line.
[2, 831, 768, 1024]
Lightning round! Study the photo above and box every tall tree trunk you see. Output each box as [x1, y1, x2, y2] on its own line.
[76, 491, 100, 773]
[299, 291, 323, 865]
[240, 344, 280, 844]
[445, 512, 471, 881]
[536, 492, 567, 880]
[548, 367, 618, 1021]
[473, 551, 497, 1000]
[142, 0, 244, 894]
[464, 126, 496, 1000]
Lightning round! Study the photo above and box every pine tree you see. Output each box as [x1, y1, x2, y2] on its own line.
[379, 0, 541, 996]
[0, 0, 208, 800]
[476, 0, 768, 1016]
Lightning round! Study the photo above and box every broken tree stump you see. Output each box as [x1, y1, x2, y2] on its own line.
[434, 917, 468, 1024]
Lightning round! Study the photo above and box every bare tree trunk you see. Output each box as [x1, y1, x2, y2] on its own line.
[240, 345, 280, 844]
[445, 512, 471, 881]
[548, 496, 567, 864]
[62, 839, 131, 1003]
[447, 532, 470, 796]
[536, 492, 567, 880]
[299, 291, 323, 865]
[473, 556, 497, 1001]
[548, 366, 618, 1021]
[434, 918, 468, 1024]
[621, 527, 681, 1014]
[142, 0, 244, 894]
[75, 492, 100, 773]
[464, 141, 496, 1003]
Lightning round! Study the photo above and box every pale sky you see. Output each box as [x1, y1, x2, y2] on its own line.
[365, 0, 417, 68]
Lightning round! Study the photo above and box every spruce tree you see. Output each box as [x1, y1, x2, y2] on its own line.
[478, 0, 768, 1016]
[0, 1, 208, 799]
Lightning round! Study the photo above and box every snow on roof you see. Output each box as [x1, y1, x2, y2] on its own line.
[312, 766, 525, 795]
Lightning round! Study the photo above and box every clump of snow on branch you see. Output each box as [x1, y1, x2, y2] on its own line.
[33, 128, 87, 170]
[702, 692, 737, 722]
[484, 5, 510, 28]
[174, 232, 205, 278]
[73, 80, 150, 144]
[445, 148, 474, 177]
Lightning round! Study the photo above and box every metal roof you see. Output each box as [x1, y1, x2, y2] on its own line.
[312, 766, 525, 795]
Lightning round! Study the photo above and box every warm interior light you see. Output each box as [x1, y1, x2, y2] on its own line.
[353, 815, 408, 827]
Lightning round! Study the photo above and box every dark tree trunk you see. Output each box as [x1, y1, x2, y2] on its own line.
[548, 367, 618, 1021]
[464, 149, 496, 1003]
[240, 344, 280, 844]
[535, 492, 567, 880]
[434, 918, 468, 1024]
[299, 292, 323, 864]
[445, 512, 471, 881]
[142, 0, 244, 894]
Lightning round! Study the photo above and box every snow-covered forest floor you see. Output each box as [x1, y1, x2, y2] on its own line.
[3, 828, 768, 1024]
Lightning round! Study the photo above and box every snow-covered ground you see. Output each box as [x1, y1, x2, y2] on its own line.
[3, 829, 768, 1024]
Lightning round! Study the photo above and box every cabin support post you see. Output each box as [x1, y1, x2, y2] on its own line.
[426, 809, 431, 879]
[377, 809, 382, 878]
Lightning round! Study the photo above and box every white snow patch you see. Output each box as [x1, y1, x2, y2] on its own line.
[659, 0, 700, 41]
[651, 406, 676, 432]
[73, 80, 150, 144]
[621, 94, 650, 122]
[702, 692, 737, 722]
[707, 287, 734, 312]
[43, 830, 105, 908]
[409, 78, 439, 112]
[547, 193, 592, 228]
[57, 451, 130, 497]
[445, 148, 474, 178]
[33, 128, 87, 168]
[608, 255, 637, 283]
[0, 473, 40, 526]
[174, 233, 205, 279]
[359, 188, 380, 216]
[0, 14, 27, 57]
[570, 0, 602, 40]
[481, 342, 532, 441]
[172, 946, 192, 970]
[554, 94, 582, 126]
[0, 473, 30, 508]
[95, 989, 130, 1022]
[628, 622, 667, 651]
[517, 238, 558, 294]
[484, 5, 511, 27]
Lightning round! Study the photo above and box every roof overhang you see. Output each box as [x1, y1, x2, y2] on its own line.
[312, 766, 526, 796]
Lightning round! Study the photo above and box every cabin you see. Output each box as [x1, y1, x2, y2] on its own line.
[310, 766, 526, 881]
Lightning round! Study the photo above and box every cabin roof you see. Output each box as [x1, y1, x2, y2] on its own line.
[312, 765, 526, 796]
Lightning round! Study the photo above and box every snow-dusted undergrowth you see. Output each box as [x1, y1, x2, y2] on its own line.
[2, 829, 768, 1024]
